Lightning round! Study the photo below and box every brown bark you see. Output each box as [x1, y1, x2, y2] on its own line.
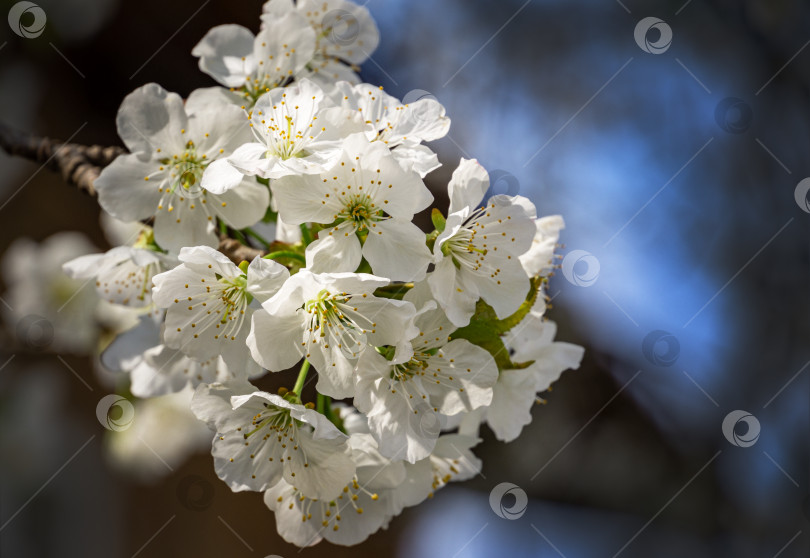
[0, 121, 266, 264]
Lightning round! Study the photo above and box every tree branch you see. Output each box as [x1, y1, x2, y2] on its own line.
[0, 121, 267, 264]
[218, 234, 265, 263]
[0, 121, 124, 196]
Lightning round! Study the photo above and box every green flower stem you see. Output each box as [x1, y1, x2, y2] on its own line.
[242, 227, 271, 249]
[231, 228, 248, 245]
[317, 392, 345, 433]
[300, 223, 314, 246]
[292, 359, 310, 396]
[263, 251, 306, 264]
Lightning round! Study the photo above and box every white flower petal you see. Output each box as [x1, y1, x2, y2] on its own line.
[520, 215, 565, 277]
[285, 428, 355, 501]
[391, 143, 441, 177]
[153, 197, 218, 253]
[254, 11, 317, 85]
[247, 308, 304, 371]
[355, 350, 438, 463]
[214, 179, 270, 229]
[95, 154, 163, 222]
[447, 157, 489, 215]
[191, 24, 256, 88]
[486, 369, 538, 442]
[271, 174, 342, 225]
[362, 219, 431, 281]
[246, 257, 290, 302]
[116, 83, 187, 155]
[427, 258, 478, 327]
[201, 158, 248, 195]
[305, 233, 362, 274]
[99, 314, 161, 373]
[424, 339, 497, 416]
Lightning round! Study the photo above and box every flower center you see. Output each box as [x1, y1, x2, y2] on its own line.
[338, 194, 381, 231]
[301, 289, 376, 361]
[180, 274, 251, 342]
[245, 404, 293, 439]
[390, 353, 430, 382]
[160, 140, 209, 195]
[442, 207, 500, 276]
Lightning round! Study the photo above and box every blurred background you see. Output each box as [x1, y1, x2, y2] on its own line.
[0, 0, 809, 556]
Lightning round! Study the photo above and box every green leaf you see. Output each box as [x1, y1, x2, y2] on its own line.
[261, 206, 278, 223]
[495, 276, 542, 333]
[449, 300, 515, 371]
[449, 279, 542, 372]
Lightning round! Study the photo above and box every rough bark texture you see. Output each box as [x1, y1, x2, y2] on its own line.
[218, 234, 264, 263]
[0, 122, 124, 197]
[0, 122, 266, 264]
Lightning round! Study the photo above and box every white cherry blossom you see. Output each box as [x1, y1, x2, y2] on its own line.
[63, 231, 176, 308]
[430, 158, 537, 326]
[130, 346, 238, 398]
[95, 83, 270, 253]
[272, 135, 433, 281]
[192, 381, 355, 499]
[423, 434, 482, 495]
[203, 79, 364, 191]
[465, 316, 584, 442]
[2, 232, 101, 354]
[261, 0, 380, 88]
[248, 269, 417, 398]
[192, 11, 316, 105]
[520, 215, 565, 277]
[354, 283, 497, 463]
[263, 432, 414, 547]
[331, 81, 450, 176]
[100, 310, 256, 397]
[152, 246, 289, 373]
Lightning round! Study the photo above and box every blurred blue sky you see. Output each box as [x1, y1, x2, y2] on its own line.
[360, 0, 809, 555]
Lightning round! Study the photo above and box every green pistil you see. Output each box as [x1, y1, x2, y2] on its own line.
[244, 408, 292, 439]
[305, 289, 340, 321]
[390, 355, 429, 381]
[218, 276, 252, 324]
[338, 195, 381, 231]
[161, 142, 208, 195]
[133, 228, 161, 252]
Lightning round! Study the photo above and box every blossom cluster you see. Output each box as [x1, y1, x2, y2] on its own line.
[57, 0, 584, 547]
